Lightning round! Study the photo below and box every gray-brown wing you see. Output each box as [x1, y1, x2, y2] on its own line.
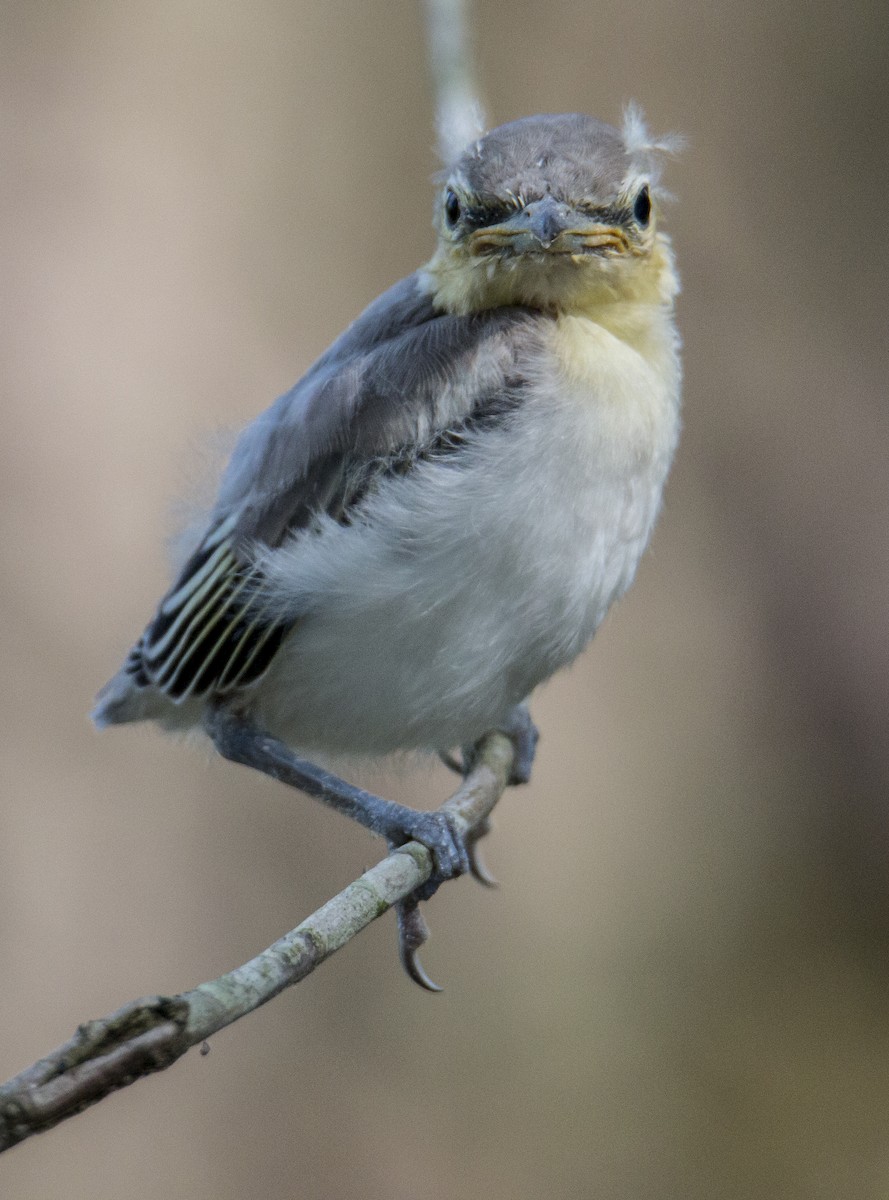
[128, 274, 538, 703]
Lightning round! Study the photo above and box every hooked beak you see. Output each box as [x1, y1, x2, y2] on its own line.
[468, 194, 629, 257]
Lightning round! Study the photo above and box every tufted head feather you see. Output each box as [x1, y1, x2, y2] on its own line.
[620, 102, 685, 187]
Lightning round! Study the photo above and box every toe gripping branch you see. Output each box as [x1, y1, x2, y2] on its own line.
[0, 714, 533, 1153]
[387, 809, 502, 991]
[206, 704, 539, 991]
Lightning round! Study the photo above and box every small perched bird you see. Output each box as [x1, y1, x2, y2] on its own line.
[94, 110, 681, 987]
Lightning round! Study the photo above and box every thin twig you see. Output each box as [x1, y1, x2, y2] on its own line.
[0, 0, 500, 1161]
[0, 732, 515, 1155]
[422, 0, 485, 160]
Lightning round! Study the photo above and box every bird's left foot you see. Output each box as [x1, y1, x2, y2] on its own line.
[383, 807, 488, 991]
[405, 706, 539, 985]
[205, 704, 513, 993]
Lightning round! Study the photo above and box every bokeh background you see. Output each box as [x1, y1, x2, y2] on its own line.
[3, 1, 888, 1196]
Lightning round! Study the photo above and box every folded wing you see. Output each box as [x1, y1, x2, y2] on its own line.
[123, 275, 537, 705]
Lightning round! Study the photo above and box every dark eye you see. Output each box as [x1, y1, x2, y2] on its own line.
[633, 185, 651, 226]
[444, 189, 461, 226]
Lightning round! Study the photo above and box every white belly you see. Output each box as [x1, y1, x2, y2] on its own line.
[254, 312, 681, 755]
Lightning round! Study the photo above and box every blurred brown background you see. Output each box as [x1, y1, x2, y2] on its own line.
[2, 1, 888, 1197]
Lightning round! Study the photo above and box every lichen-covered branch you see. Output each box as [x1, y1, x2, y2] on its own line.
[0, 732, 515, 1155]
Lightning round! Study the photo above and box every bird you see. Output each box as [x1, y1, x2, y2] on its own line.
[93, 109, 682, 989]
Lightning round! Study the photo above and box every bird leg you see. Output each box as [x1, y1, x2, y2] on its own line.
[205, 704, 476, 988]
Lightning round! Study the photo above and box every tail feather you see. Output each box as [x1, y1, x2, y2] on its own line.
[91, 664, 170, 729]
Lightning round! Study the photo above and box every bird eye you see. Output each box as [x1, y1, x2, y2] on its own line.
[444, 189, 461, 226]
[633, 185, 651, 226]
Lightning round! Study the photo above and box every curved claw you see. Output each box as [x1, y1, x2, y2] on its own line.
[468, 840, 498, 888]
[395, 900, 443, 993]
[402, 945, 443, 993]
[467, 818, 498, 888]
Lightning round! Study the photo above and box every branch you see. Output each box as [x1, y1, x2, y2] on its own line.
[421, 0, 485, 160]
[0, 0, 498, 1161]
[0, 732, 515, 1155]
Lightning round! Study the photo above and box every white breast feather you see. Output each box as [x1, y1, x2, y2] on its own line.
[251, 308, 681, 757]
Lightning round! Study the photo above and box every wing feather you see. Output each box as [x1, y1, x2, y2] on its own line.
[122, 274, 539, 706]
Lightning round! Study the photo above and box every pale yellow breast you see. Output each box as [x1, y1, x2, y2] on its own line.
[546, 307, 681, 472]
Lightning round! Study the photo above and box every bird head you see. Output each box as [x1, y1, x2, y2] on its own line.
[424, 109, 680, 315]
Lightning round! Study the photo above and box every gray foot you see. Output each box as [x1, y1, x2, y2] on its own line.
[206, 704, 477, 990]
[443, 704, 540, 787]
[500, 703, 540, 785]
